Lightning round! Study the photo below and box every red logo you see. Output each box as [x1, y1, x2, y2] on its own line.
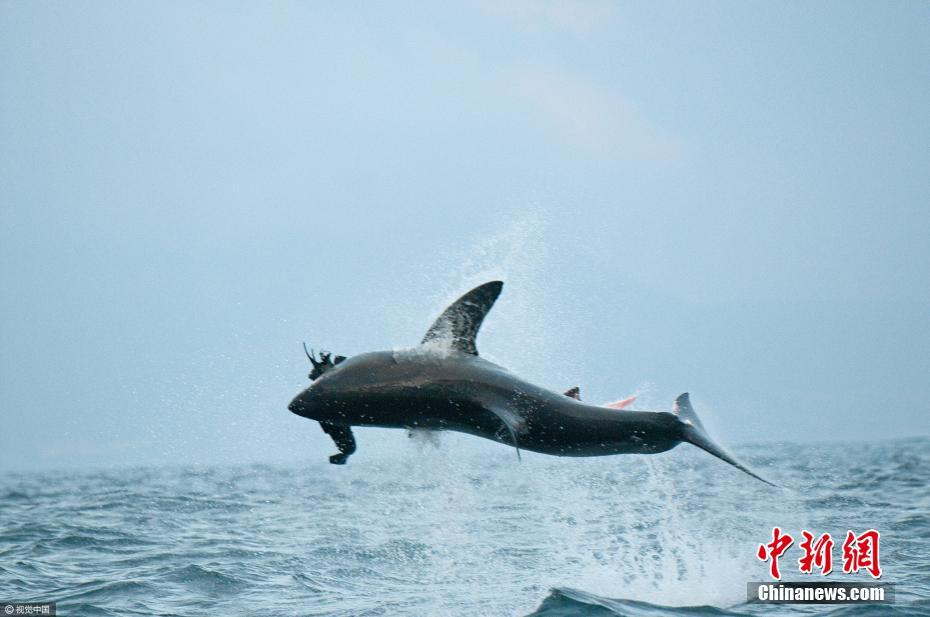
[798, 530, 834, 575]
[757, 527, 794, 580]
[757, 528, 881, 579]
[842, 529, 882, 578]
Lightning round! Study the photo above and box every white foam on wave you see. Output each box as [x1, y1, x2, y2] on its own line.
[377, 444, 804, 615]
[524, 454, 752, 607]
[365, 212, 810, 614]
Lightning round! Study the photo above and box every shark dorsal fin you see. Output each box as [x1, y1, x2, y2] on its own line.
[421, 281, 503, 355]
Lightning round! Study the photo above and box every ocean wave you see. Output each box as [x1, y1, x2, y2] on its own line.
[526, 588, 930, 617]
[0, 438, 927, 616]
[526, 588, 744, 617]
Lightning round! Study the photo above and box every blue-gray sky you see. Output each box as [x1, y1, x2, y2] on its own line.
[2, 1, 928, 470]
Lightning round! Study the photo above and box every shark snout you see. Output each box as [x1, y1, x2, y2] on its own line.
[288, 387, 320, 417]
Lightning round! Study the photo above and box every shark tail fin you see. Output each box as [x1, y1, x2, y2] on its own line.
[674, 393, 778, 487]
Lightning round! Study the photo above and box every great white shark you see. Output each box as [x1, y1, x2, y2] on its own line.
[288, 281, 774, 485]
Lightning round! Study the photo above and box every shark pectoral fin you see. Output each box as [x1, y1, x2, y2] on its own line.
[319, 422, 356, 465]
[563, 386, 581, 400]
[484, 399, 525, 462]
[492, 418, 521, 461]
[420, 281, 503, 355]
[504, 423, 521, 462]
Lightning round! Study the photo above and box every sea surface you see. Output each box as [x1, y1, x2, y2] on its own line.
[1, 436, 928, 616]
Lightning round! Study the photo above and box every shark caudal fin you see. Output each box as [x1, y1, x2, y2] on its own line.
[674, 393, 777, 487]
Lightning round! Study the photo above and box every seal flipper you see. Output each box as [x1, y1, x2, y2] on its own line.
[421, 281, 503, 355]
[563, 386, 581, 400]
[319, 422, 356, 465]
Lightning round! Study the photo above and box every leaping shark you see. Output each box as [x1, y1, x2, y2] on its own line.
[288, 281, 774, 485]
